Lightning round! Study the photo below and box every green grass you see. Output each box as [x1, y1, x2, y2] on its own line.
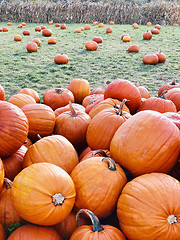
[0, 22, 179, 101]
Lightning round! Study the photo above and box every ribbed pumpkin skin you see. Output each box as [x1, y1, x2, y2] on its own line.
[70, 158, 127, 218]
[85, 95, 104, 114]
[158, 80, 180, 96]
[165, 88, 180, 112]
[7, 224, 62, 240]
[0, 223, 6, 240]
[18, 88, 40, 103]
[104, 79, 141, 114]
[82, 94, 103, 108]
[11, 162, 76, 225]
[163, 112, 180, 130]
[8, 93, 36, 108]
[89, 98, 130, 119]
[0, 101, 29, 158]
[81, 149, 110, 161]
[0, 85, 5, 101]
[3, 145, 27, 181]
[110, 110, 180, 176]
[137, 86, 150, 98]
[86, 108, 131, 150]
[21, 103, 55, 140]
[23, 135, 79, 174]
[138, 96, 177, 113]
[117, 173, 180, 240]
[55, 103, 85, 118]
[0, 179, 21, 230]
[0, 159, 4, 193]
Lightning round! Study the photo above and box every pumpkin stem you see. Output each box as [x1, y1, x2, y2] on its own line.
[116, 99, 127, 116]
[69, 101, 77, 117]
[4, 178, 12, 189]
[101, 157, 116, 171]
[55, 88, 63, 94]
[52, 192, 66, 206]
[136, 82, 139, 87]
[171, 78, 176, 85]
[37, 134, 42, 140]
[167, 215, 177, 224]
[92, 149, 109, 158]
[159, 90, 167, 99]
[76, 209, 104, 232]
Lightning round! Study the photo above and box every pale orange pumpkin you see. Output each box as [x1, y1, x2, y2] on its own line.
[26, 42, 38, 53]
[54, 54, 69, 64]
[31, 38, 41, 46]
[55, 103, 85, 118]
[14, 35, 22, 41]
[18, 88, 40, 103]
[48, 37, 57, 44]
[8, 93, 36, 108]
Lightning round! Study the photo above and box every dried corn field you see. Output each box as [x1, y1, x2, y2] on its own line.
[0, 1, 179, 25]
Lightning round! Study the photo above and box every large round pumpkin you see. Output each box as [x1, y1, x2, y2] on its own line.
[8, 93, 36, 108]
[0, 101, 28, 158]
[11, 162, 76, 225]
[7, 224, 62, 240]
[117, 173, 180, 240]
[23, 135, 79, 174]
[70, 157, 127, 218]
[110, 110, 180, 176]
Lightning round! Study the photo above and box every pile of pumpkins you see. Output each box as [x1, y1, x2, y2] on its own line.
[0, 78, 179, 240]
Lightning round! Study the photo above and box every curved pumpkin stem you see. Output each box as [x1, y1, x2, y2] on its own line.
[101, 157, 116, 171]
[69, 101, 77, 117]
[167, 215, 177, 224]
[52, 192, 66, 206]
[76, 209, 104, 232]
[55, 88, 63, 94]
[91, 149, 109, 158]
[4, 178, 12, 189]
[116, 99, 127, 116]
[159, 90, 167, 99]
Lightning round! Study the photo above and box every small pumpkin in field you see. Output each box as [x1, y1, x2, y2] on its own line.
[146, 21, 152, 26]
[18, 24, 22, 28]
[42, 29, 52, 37]
[48, 20, 53, 25]
[18, 88, 40, 103]
[41, 25, 46, 29]
[106, 27, 112, 33]
[61, 24, 66, 29]
[128, 45, 139, 52]
[31, 38, 41, 46]
[151, 28, 159, 34]
[93, 36, 102, 43]
[99, 23, 104, 27]
[122, 35, 130, 42]
[26, 42, 38, 52]
[93, 21, 98, 26]
[21, 22, 26, 26]
[121, 33, 129, 39]
[84, 25, 90, 30]
[48, 37, 57, 44]
[143, 30, 152, 40]
[158, 79, 180, 96]
[173, 23, 179, 26]
[7, 22, 12, 26]
[155, 24, 161, 30]
[23, 30, 30, 36]
[55, 23, 60, 27]
[80, 27, 84, 31]
[35, 26, 41, 31]
[132, 23, 139, 28]
[110, 21, 114, 25]
[74, 29, 81, 33]
[155, 51, 166, 63]
[11, 162, 76, 225]
[117, 173, 180, 240]
[136, 82, 150, 98]
[143, 54, 158, 65]
[0, 28, 2, 32]
[2, 27, 8, 32]
[54, 54, 69, 64]
[70, 209, 126, 240]
[14, 35, 22, 41]
[85, 41, 98, 51]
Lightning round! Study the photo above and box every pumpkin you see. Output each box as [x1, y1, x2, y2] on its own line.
[93, 21, 98, 26]
[43, 88, 74, 110]
[110, 21, 114, 25]
[86, 99, 131, 150]
[55, 23, 60, 27]
[31, 38, 41, 46]
[67, 78, 90, 104]
[8, 93, 36, 108]
[54, 54, 69, 64]
[85, 95, 104, 114]
[74, 29, 81, 33]
[48, 37, 57, 44]
[81, 149, 110, 162]
[35, 26, 41, 31]
[14, 35, 22, 41]
[11, 162, 76, 225]
[173, 23, 179, 26]
[23, 30, 30, 35]
[151, 28, 159, 34]
[7, 22, 12, 26]
[0, 159, 4, 193]
[0, 101, 28, 158]
[155, 51, 166, 63]
[0, 85, 5, 101]
[85, 41, 98, 51]
[106, 27, 112, 33]
[3, 145, 27, 181]
[21, 22, 26, 26]
[70, 209, 126, 240]
[138, 90, 177, 113]
[110, 110, 180, 176]
[143, 54, 158, 65]
[0, 28, 2, 32]
[117, 173, 180, 240]
[7, 224, 62, 240]
[90, 81, 106, 94]
[61, 24, 66, 29]
[42, 29, 52, 37]
[121, 33, 129, 39]
[41, 25, 46, 29]
[146, 21, 152, 26]
[89, 98, 130, 119]
[54, 102, 91, 149]
[99, 23, 104, 27]
[93, 36, 102, 43]
[21, 103, 55, 141]
[80, 27, 84, 31]
[0, 223, 5, 240]
[79, 146, 91, 160]
[132, 23, 139, 28]
[18, 24, 22, 28]
[23, 135, 79, 174]
[158, 79, 180, 96]
[122, 35, 130, 42]
[82, 94, 103, 108]
[104, 79, 141, 114]
[163, 112, 180, 130]
[84, 25, 90, 30]
[2, 27, 8, 32]
[165, 88, 180, 111]
[155, 24, 161, 30]
[55, 103, 85, 118]
[70, 158, 127, 218]
[128, 45, 139, 52]
[26, 42, 38, 53]
[18, 88, 40, 103]
[48, 20, 53, 25]
[143, 30, 152, 40]
[0, 178, 21, 230]
[136, 82, 150, 98]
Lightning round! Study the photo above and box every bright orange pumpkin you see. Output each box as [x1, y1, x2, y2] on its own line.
[18, 88, 40, 103]
[85, 41, 98, 51]
[35, 26, 41, 31]
[14, 35, 22, 41]
[54, 54, 69, 64]
[84, 25, 90, 30]
[165, 88, 180, 111]
[42, 29, 52, 37]
[31, 38, 41, 46]
[136, 82, 150, 98]
[55, 103, 85, 118]
[8, 93, 36, 108]
[158, 79, 180, 96]
[48, 37, 57, 44]
[26, 42, 38, 53]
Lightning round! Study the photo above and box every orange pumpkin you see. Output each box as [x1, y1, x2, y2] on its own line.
[143, 30, 152, 40]
[18, 88, 40, 103]
[79, 147, 91, 160]
[122, 35, 130, 42]
[43, 88, 74, 110]
[0, 159, 4, 193]
[48, 37, 57, 44]
[146, 21, 152, 26]
[143, 54, 158, 65]
[173, 23, 179, 26]
[55, 103, 85, 118]
[54, 54, 69, 64]
[132, 23, 139, 28]
[41, 25, 46, 29]
[31, 38, 41, 46]
[55, 23, 60, 27]
[23, 30, 30, 35]
[26, 42, 38, 53]
[90, 81, 106, 94]
[99, 23, 104, 27]
[85, 94, 104, 114]
[7, 22, 12, 26]
[70, 157, 127, 218]
[158, 79, 180, 96]
[7, 224, 62, 240]
[8, 93, 36, 108]
[151, 28, 159, 34]
[155, 51, 166, 63]
[18, 24, 22, 28]
[21, 22, 26, 26]
[42, 29, 52, 37]
[14, 35, 22, 41]
[0, 85, 5, 101]
[84, 25, 90, 30]
[93, 21, 98, 26]
[82, 94, 103, 108]
[35, 26, 41, 31]
[85, 41, 98, 51]
[110, 110, 180, 176]
[106, 27, 112, 33]
[70, 209, 126, 240]
[74, 29, 81, 33]
[155, 24, 161, 30]
[128, 45, 139, 52]
[67, 78, 90, 104]
[165, 88, 180, 111]
[11, 162, 76, 225]
[60, 24, 66, 29]
[110, 21, 114, 25]
[117, 173, 180, 240]
[136, 82, 150, 98]
[81, 149, 110, 162]
[2, 27, 8, 32]
[80, 27, 84, 31]
[23, 135, 79, 174]
[21, 103, 55, 141]
[0, 101, 28, 158]
[48, 20, 53, 25]
[93, 36, 102, 43]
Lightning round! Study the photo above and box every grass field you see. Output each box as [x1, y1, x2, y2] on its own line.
[0, 23, 179, 101]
